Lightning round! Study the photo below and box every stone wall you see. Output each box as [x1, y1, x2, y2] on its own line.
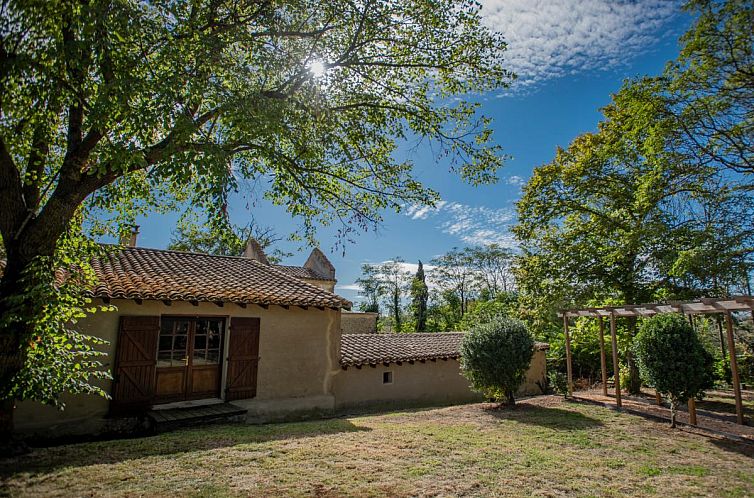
[341, 312, 379, 334]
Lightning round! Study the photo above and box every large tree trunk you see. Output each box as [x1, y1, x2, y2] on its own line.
[0, 239, 56, 445]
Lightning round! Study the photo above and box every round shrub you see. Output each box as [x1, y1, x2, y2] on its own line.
[460, 317, 535, 404]
[633, 313, 715, 427]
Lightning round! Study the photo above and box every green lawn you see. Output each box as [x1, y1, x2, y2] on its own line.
[2, 396, 753, 497]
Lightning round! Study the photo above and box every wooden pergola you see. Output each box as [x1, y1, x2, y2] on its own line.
[558, 296, 754, 426]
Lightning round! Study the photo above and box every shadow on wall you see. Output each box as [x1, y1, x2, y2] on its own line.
[0, 418, 369, 477]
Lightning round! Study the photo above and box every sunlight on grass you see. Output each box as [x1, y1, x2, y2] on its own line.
[2, 397, 753, 497]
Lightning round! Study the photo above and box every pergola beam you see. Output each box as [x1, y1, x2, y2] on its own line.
[559, 296, 754, 318]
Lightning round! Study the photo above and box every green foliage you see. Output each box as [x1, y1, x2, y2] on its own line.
[548, 371, 569, 397]
[667, 0, 754, 177]
[633, 314, 715, 426]
[168, 217, 291, 262]
[431, 248, 478, 318]
[549, 320, 614, 383]
[1, 220, 113, 407]
[410, 261, 429, 332]
[457, 291, 519, 331]
[460, 317, 534, 403]
[465, 245, 516, 297]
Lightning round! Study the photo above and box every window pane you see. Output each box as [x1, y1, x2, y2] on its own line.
[208, 333, 221, 349]
[157, 351, 173, 367]
[158, 335, 173, 351]
[205, 350, 220, 364]
[208, 320, 221, 335]
[174, 334, 187, 353]
[194, 334, 207, 351]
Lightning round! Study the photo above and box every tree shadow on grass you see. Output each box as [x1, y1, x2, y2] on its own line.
[0, 418, 370, 477]
[710, 438, 754, 458]
[482, 402, 604, 431]
[697, 398, 753, 418]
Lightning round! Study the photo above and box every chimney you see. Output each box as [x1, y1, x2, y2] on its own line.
[243, 238, 269, 264]
[304, 247, 335, 280]
[119, 225, 140, 247]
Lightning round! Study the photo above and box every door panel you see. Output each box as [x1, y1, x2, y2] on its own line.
[226, 317, 260, 401]
[155, 368, 186, 399]
[190, 366, 220, 397]
[111, 316, 160, 414]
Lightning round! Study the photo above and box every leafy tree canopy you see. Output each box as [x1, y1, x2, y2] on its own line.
[0, 0, 511, 432]
[167, 216, 291, 262]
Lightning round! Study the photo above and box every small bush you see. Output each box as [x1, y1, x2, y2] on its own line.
[460, 317, 534, 404]
[633, 314, 715, 427]
[548, 370, 568, 397]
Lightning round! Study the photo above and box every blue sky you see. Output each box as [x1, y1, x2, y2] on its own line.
[132, 0, 692, 305]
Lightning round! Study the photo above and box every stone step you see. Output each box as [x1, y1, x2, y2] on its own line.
[146, 402, 247, 433]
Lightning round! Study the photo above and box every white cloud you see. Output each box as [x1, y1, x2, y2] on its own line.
[481, 0, 681, 89]
[441, 202, 517, 247]
[405, 200, 447, 220]
[404, 200, 518, 248]
[336, 283, 362, 292]
[506, 175, 526, 186]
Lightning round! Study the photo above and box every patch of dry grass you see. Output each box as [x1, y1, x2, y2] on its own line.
[2, 396, 753, 497]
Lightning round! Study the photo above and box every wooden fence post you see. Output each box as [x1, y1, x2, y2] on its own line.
[724, 311, 745, 425]
[597, 317, 608, 396]
[564, 315, 573, 397]
[610, 312, 622, 408]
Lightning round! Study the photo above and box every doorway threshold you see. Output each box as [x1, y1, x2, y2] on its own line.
[152, 398, 224, 411]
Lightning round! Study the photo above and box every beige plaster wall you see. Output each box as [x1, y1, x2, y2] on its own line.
[333, 350, 547, 410]
[341, 312, 378, 334]
[14, 299, 341, 435]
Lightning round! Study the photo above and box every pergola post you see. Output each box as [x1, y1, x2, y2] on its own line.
[597, 317, 608, 396]
[563, 315, 574, 397]
[686, 313, 697, 424]
[688, 398, 697, 425]
[724, 310, 745, 425]
[609, 312, 621, 408]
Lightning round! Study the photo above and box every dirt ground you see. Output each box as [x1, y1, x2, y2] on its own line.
[575, 387, 754, 442]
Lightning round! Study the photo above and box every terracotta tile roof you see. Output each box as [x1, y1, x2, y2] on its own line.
[340, 333, 548, 367]
[274, 265, 334, 281]
[88, 246, 351, 308]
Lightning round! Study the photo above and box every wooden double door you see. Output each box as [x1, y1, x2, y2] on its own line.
[155, 316, 226, 403]
[111, 315, 261, 414]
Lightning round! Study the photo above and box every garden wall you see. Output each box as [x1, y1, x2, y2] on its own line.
[333, 350, 547, 411]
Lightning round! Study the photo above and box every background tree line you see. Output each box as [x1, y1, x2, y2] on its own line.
[354, 244, 518, 333]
